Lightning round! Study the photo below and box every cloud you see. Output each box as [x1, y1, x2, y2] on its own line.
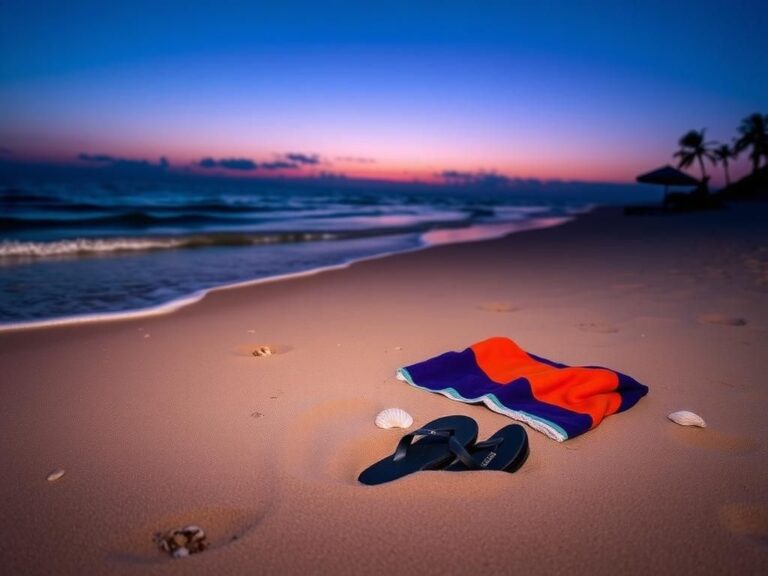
[197, 156, 310, 171]
[79, 153, 118, 163]
[336, 156, 376, 164]
[260, 160, 300, 170]
[285, 152, 320, 165]
[196, 152, 330, 172]
[78, 153, 169, 171]
[220, 158, 258, 171]
[440, 170, 474, 181]
[197, 157, 258, 170]
[198, 157, 218, 169]
[218, 158, 257, 171]
[438, 170, 510, 187]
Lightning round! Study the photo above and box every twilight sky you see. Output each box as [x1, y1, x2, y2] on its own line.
[1, 0, 765, 184]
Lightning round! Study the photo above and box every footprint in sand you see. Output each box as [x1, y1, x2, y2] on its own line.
[575, 322, 619, 334]
[283, 399, 387, 485]
[110, 506, 266, 564]
[720, 503, 768, 548]
[698, 314, 747, 327]
[232, 343, 292, 357]
[669, 426, 758, 454]
[478, 302, 519, 313]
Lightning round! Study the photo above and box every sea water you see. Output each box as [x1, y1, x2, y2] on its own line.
[0, 178, 585, 328]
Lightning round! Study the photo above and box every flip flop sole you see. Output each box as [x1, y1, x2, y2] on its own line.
[358, 415, 478, 485]
[446, 424, 529, 473]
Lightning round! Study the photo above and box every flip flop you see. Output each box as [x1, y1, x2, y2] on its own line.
[358, 415, 478, 485]
[445, 424, 529, 473]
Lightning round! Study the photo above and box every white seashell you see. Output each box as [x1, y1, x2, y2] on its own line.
[668, 410, 706, 428]
[252, 345, 273, 357]
[47, 469, 66, 482]
[375, 408, 413, 429]
[172, 547, 190, 559]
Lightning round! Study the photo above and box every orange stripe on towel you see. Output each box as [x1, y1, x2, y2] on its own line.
[470, 337, 622, 428]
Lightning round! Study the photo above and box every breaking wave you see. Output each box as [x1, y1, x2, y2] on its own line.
[0, 232, 345, 259]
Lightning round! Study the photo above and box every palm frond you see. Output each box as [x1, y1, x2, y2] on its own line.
[676, 155, 694, 169]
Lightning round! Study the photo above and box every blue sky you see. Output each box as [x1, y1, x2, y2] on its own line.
[1, 0, 765, 183]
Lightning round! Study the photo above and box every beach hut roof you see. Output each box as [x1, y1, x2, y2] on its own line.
[636, 165, 700, 186]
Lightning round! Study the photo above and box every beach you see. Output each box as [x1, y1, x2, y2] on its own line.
[1, 204, 767, 574]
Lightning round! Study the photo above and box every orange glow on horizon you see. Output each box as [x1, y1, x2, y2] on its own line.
[7, 141, 671, 186]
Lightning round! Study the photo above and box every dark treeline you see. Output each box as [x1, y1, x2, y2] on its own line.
[674, 113, 768, 189]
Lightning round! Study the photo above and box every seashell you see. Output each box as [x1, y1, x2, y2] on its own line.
[375, 408, 413, 429]
[252, 345, 273, 357]
[156, 536, 171, 552]
[155, 526, 208, 557]
[668, 410, 706, 428]
[183, 526, 206, 543]
[171, 533, 188, 547]
[47, 469, 66, 482]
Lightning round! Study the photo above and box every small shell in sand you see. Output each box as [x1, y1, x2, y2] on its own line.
[668, 410, 707, 428]
[46, 469, 66, 482]
[155, 525, 208, 558]
[252, 345, 273, 357]
[375, 408, 413, 429]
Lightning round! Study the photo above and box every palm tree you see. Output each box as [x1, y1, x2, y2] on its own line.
[712, 143, 734, 188]
[734, 113, 768, 175]
[674, 129, 716, 181]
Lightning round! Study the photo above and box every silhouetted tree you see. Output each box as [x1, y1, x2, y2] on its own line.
[734, 113, 768, 175]
[674, 129, 716, 181]
[712, 143, 734, 188]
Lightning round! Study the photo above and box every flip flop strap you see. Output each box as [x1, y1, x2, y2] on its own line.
[449, 435, 504, 470]
[393, 427, 455, 462]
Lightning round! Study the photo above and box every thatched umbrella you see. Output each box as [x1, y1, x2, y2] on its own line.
[636, 165, 700, 202]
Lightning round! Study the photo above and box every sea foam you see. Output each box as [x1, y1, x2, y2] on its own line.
[0, 237, 188, 258]
[0, 232, 342, 259]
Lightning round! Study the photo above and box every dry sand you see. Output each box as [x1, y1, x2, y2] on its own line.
[1, 205, 767, 574]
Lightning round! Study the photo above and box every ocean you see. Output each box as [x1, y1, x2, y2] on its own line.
[0, 178, 589, 329]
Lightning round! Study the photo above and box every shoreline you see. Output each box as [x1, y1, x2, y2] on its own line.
[1, 204, 766, 574]
[0, 215, 571, 333]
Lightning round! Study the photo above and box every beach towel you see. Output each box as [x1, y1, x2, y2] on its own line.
[397, 337, 648, 442]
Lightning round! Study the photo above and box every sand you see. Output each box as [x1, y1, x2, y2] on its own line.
[1, 205, 767, 574]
